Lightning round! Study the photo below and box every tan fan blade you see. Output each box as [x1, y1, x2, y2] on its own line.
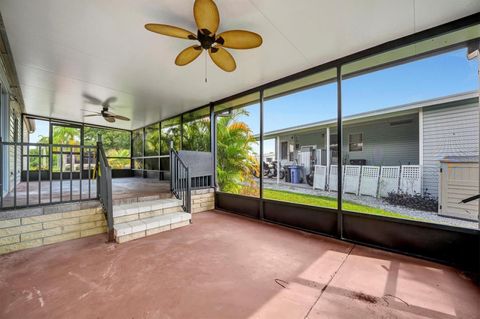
[145, 24, 197, 40]
[208, 47, 236, 72]
[84, 114, 101, 117]
[105, 117, 115, 123]
[216, 30, 263, 49]
[193, 0, 219, 35]
[112, 114, 130, 121]
[175, 45, 203, 66]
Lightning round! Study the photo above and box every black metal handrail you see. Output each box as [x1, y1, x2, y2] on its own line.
[96, 138, 114, 241]
[0, 137, 97, 210]
[170, 146, 191, 215]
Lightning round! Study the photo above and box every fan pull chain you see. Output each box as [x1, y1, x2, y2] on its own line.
[204, 52, 208, 83]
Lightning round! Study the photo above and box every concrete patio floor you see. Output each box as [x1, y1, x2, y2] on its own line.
[0, 211, 478, 319]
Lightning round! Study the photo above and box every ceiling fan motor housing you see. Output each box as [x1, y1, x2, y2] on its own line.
[197, 30, 217, 50]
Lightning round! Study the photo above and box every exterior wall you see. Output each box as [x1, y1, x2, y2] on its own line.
[191, 188, 215, 213]
[0, 201, 106, 255]
[422, 100, 479, 198]
[7, 100, 22, 192]
[342, 115, 419, 166]
[277, 115, 419, 167]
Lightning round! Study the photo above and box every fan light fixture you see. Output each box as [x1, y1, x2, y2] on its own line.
[145, 0, 263, 73]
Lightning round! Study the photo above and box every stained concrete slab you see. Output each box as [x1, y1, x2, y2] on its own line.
[0, 211, 478, 319]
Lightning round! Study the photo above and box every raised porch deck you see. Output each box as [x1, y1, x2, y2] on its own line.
[1, 177, 172, 209]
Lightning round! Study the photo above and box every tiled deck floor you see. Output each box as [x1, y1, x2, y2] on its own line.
[0, 211, 478, 319]
[2, 177, 171, 208]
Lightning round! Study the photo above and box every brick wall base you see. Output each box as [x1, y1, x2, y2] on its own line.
[0, 202, 106, 255]
[0, 188, 216, 255]
[191, 188, 215, 213]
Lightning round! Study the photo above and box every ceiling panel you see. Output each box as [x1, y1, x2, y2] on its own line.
[0, 0, 478, 130]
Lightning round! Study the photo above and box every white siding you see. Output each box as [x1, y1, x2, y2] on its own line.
[422, 101, 479, 198]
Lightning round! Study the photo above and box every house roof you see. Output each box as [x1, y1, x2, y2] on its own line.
[262, 91, 478, 139]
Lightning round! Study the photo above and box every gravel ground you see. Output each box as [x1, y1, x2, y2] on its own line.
[262, 179, 478, 229]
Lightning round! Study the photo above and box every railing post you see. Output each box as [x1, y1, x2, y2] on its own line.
[96, 133, 102, 199]
[169, 140, 173, 192]
[106, 166, 114, 241]
[186, 167, 191, 216]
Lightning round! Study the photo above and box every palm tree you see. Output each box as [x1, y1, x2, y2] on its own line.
[182, 118, 210, 152]
[216, 109, 259, 196]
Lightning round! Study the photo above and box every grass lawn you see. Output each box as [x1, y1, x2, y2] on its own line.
[263, 189, 420, 221]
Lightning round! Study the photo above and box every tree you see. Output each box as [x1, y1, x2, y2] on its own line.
[216, 109, 259, 196]
[182, 118, 210, 152]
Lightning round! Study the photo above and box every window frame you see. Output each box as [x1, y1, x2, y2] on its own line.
[348, 132, 363, 152]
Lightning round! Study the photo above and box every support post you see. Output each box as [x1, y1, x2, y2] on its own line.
[259, 90, 264, 220]
[336, 66, 343, 239]
[209, 102, 216, 188]
[326, 127, 330, 170]
[276, 136, 280, 185]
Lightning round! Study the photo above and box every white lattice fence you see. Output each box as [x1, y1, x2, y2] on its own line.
[313, 165, 327, 190]
[378, 166, 400, 197]
[328, 165, 344, 192]
[400, 165, 422, 195]
[359, 166, 380, 197]
[343, 165, 361, 195]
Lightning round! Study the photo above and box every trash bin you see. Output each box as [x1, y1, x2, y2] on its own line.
[289, 165, 302, 184]
[284, 166, 292, 183]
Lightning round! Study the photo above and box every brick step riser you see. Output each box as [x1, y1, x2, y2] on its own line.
[113, 206, 184, 225]
[112, 193, 174, 206]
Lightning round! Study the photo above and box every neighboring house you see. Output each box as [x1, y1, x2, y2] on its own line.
[263, 92, 479, 199]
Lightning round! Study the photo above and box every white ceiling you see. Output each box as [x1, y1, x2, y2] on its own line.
[0, 0, 478, 130]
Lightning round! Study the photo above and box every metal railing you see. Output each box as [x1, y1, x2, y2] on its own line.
[170, 146, 191, 215]
[0, 137, 97, 209]
[97, 138, 114, 241]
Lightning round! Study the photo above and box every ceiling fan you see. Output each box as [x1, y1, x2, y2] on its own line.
[82, 94, 130, 123]
[145, 0, 262, 72]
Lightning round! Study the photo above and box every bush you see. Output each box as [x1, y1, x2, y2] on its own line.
[384, 190, 438, 212]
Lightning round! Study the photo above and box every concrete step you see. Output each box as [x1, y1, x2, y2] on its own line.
[113, 198, 182, 220]
[114, 212, 191, 243]
[112, 193, 173, 206]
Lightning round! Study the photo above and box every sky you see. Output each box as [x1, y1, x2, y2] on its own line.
[237, 48, 478, 155]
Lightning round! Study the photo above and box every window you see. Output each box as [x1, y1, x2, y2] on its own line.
[280, 141, 288, 160]
[349, 133, 363, 152]
[215, 93, 260, 197]
[23, 118, 49, 171]
[262, 68, 338, 208]
[160, 117, 181, 155]
[341, 28, 479, 229]
[84, 126, 131, 169]
[182, 107, 210, 152]
[144, 123, 160, 171]
[145, 123, 160, 157]
[132, 129, 143, 158]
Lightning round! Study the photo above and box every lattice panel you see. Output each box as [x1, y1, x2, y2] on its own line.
[343, 165, 361, 195]
[313, 165, 327, 190]
[400, 165, 422, 195]
[328, 165, 344, 192]
[359, 166, 380, 197]
[378, 166, 400, 197]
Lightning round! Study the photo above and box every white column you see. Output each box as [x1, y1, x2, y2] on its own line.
[276, 136, 280, 184]
[326, 127, 330, 169]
